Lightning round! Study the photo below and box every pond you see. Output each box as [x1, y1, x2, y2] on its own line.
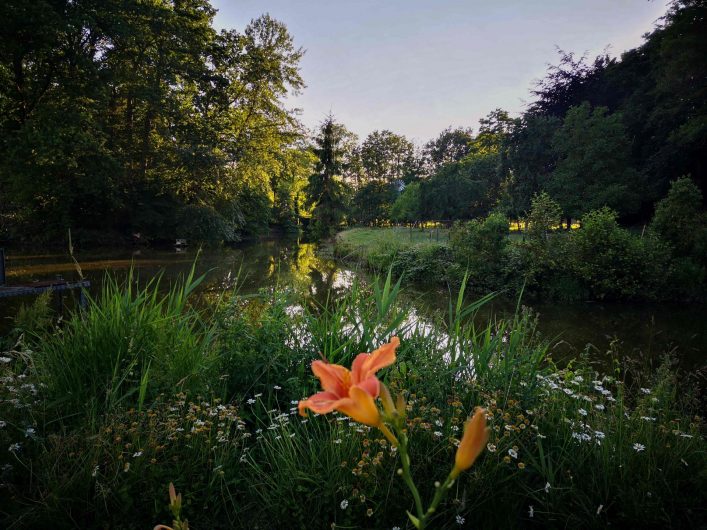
[1, 239, 705, 368]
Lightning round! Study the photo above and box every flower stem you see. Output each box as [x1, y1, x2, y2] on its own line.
[397, 430, 425, 526]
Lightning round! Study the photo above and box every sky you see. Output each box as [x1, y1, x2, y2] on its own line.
[211, 0, 670, 143]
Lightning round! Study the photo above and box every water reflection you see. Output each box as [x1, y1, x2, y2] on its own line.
[1, 240, 705, 367]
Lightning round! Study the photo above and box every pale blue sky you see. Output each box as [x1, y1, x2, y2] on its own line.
[211, 0, 669, 142]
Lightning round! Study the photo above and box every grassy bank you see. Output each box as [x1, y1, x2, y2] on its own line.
[335, 212, 706, 302]
[0, 270, 705, 528]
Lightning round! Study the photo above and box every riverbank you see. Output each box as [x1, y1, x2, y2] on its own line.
[0, 269, 704, 528]
[334, 222, 707, 303]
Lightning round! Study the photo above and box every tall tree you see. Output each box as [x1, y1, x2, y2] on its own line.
[422, 126, 473, 174]
[305, 116, 350, 238]
[360, 130, 418, 184]
[549, 102, 641, 222]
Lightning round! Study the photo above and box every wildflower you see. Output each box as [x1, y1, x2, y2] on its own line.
[298, 337, 399, 428]
[246, 398, 256, 405]
[594, 431, 605, 440]
[340, 499, 349, 510]
[24, 427, 36, 437]
[451, 408, 488, 478]
[433, 431, 443, 438]
[508, 448, 518, 459]
[486, 443, 497, 452]
[595, 404, 605, 411]
[133, 451, 143, 458]
[640, 416, 656, 422]
[518, 462, 526, 470]
[0, 421, 5, 428]
[528, 505, 534, 518]
[578, 408, 587, 416]
[8, 443, 21, 453]
[456, 515, 465, 525]
[640, 388, 651, 395]
[544, 482, 551, 493]
[274, 385, 282, 390]
[633, 443, 646, 452]
[393, 527, 401, 530]
[435, 419, 443, 427]
[366, 508, 373, 517]
[254, 393, 263, 398]
[0, 356, 12, 363]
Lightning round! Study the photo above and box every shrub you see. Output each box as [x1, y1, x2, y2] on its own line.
[449, 212, 509, 291]
[569, 208, 647, 299]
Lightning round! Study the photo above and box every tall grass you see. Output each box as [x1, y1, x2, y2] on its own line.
[32, 265, 215, 420]
[0, 265, 704, 528]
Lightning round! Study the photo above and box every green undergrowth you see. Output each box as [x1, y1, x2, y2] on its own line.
[0, 268, 704, 528]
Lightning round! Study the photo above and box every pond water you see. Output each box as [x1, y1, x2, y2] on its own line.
[1, 239, 705, 368]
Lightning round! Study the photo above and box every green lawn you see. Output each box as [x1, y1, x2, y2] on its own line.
[336, 226, 449, 251]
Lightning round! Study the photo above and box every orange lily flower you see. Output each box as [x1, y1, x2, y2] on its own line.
[451, 407, 489, 478]
[298, 336, 400, 427]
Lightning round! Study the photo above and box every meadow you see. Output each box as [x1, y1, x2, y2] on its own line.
[0, 268, 704, 529]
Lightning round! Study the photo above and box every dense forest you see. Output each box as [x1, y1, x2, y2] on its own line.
[0, 0, 705, 245]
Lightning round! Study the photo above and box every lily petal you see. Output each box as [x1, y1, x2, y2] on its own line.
[298, 391, 343, 416]
[311, 360, 350, 397]
[336, 386, 381, 427]
[351, 336, 399, 383]
[452, 407, 489, 477]
[356, 375, 380, 398]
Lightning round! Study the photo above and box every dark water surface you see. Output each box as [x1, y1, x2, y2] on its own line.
[1, 240, 705, 368]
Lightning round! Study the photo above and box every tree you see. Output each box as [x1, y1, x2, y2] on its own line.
[500, 115, 560, 217]
[526, 192, 563, 242]
[360, 130, 418, 184]
[350, 180, 398, 225]
[651, 176, 706, 257]
[305, 116, 350, 238]
[390, 182, 422, 223]
[0, 3, 306, 243]
[550, 102, 641, 222]
[422, 126, 473, 174]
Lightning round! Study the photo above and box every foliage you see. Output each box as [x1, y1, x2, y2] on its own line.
[569, 208, 668, 300]
[549, 103, 641, 220]
[449, 213, 510, 290]
[0, 2, 307, 243]
[651, 176, 707, 257]
[390, 182, 423, 223]
[350, 180, 398, 226]
[175, 204, 241, 244]
[1, 271, 705, 528]
[422, 126, 473, 175]
[526, 192, 563, 241]
[306, 116, 351, 239]
[31, 267, 215, 420]
[360, 130, 418, 184]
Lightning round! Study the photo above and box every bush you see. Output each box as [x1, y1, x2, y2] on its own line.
[449, 212, 510, 291]
[651, 176, 705, 257]
[568, 208, 648, 299]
